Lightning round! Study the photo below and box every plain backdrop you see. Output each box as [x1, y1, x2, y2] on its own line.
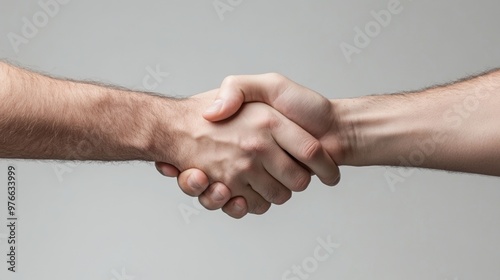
[1, 0, 500, 279]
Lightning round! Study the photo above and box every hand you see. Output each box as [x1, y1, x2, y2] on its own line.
[157, 74, 344, 217]
[156, 88, 338, 218]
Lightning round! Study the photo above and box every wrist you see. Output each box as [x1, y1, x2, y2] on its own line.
[147, 89, 226, 170]
[332, 95, 404, 166]
[333, 95, 411, 167]
[140, 94, 186, 164]
[328, 98, 360, 166]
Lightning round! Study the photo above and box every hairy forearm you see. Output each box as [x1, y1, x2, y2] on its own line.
[0, 62, 176, 162]
[335, 69, 500, 176]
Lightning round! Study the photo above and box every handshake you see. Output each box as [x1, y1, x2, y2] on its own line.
[150, 69, 500, 219]
[154, 73, 347, 219]
[3, 62, 496, 217]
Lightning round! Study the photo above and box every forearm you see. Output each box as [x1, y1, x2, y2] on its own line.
[335, 70, 500, 176]
[0, 62, 176, 162]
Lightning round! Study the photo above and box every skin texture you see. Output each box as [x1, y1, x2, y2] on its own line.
[161, 90, 339, 215]
[0, 62, 160, 161]
[158, 71, 500, 217]
[156, 74, 347, 217]
[0, 62, 338, 218]
[5, 60, 498, 219]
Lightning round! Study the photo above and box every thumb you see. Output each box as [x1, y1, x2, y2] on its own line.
[155, 161, 180, 177]
[202, 88, 245, 122]
[202, 74, 286, 122]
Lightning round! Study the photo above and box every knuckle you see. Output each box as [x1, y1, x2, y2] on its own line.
[241, 137, 268, 154]
[265, 114, 282, 130]
[252, 109, 277, 129]
[265, 72, 286, 84]
[265, 73, 290, 91]
[299, 139, 323, 162]
[221, 75, 239, 87]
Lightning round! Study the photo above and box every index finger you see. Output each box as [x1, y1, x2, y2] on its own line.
[270, 113, 340, 186]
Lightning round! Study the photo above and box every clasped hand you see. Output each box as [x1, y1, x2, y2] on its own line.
[156, 74, 343, 218]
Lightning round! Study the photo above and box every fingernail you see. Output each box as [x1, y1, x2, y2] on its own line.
[233, 201, 243, 212]
[188, 175, 202, 190]
[331, 174, 341, 186]
[156, 167, 165, 176]
[155, 164, 165, 176]
[212, 189, 224, 201]
[204, 99, 223, 114]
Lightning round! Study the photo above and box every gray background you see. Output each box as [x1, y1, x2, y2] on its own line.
[1, 0, 500, 279]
